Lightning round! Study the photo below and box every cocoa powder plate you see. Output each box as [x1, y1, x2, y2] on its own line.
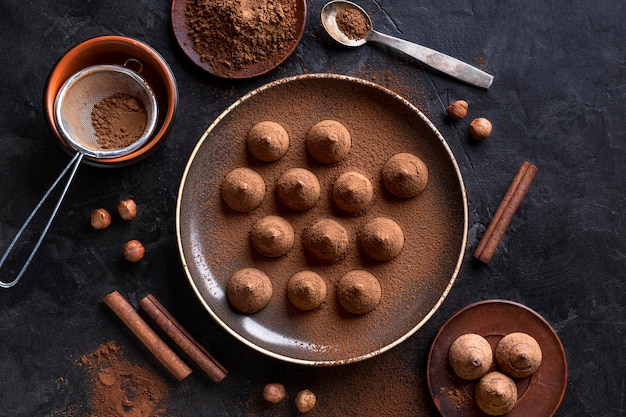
[177, 74, 468, 365]
[427, 300, 568, 416]
[171, 0, 307, 79]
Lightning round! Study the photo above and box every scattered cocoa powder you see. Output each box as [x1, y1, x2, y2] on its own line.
[336, 8, 371, 40]
[236, 347, 431, 416]
[181, 76, 465, 362]
[91, 93, 147, 149]
[78, 341, 169, 417]
[185, 0, 297, 76]
[442, 386, 470, 411]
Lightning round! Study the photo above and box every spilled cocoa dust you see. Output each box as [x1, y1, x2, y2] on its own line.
[78, 341, 169, 417]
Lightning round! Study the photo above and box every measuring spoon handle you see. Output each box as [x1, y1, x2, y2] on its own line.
[367, 30, 493, 89]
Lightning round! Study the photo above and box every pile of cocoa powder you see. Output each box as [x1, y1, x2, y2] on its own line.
[185, 0, 297, 76]
[181, 76, 465, 362]
[78, 341, 169, 416]
[336, 8, 371, 40]
[91, 93, 148, 149]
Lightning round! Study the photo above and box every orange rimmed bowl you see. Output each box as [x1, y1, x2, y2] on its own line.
[44, 35, 178, 167]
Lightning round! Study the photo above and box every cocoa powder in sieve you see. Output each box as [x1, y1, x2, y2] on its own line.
[91, 93, 148, 149]
[185, 0, 297, 76]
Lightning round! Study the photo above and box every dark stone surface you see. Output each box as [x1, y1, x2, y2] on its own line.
[0, 0, 624, 416]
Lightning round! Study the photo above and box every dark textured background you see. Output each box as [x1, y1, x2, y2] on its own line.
[0, 1, 624, 416]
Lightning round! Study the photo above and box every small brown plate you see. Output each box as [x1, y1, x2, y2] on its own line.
[427, 300, 568, 417]
[171, 0, 307, 79]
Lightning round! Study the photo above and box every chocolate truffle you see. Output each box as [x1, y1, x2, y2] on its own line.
[226, 268, 273, 314]
[276, 168, 321, 211]
[287, 270, 327, 311]
[381, 152, 428, 198]
[359, 217, 405, 261]
[332, 171, 374, 213]
[246, 121, 289, 162]
[337, 270, 381, 314]
[474, 371, 518, 416]
[495, 332, 543, 379]
[449, 333, 493, 380]
[303, 219, 349, 262]
[306, 120, 351, 164]
[221, 167, 265, 212]
[251, 215, 295, 257]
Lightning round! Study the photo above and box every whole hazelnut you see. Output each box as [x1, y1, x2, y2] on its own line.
[295, 389, 316, 413]
[117, 198, 137, 220]
[470, 117, 492, 140]
[122, 240, 145, 262]
[91, 208, 111, 230]
[446, 100, 468, 120]
[262, 382, 286, 403]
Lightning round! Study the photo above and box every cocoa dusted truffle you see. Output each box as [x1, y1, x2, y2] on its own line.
[337, 270, 381, 314]
[246, 121, 289, 162]
[306, 120, 351, 164]
[276, 168, 321, 211]
[303, 219, 349, 262]
[226, 268, 273, 314]
[359, 217, 405, 261]
[474, 371, 518, 416]
[251, 215, 295, 258]
[332, 171, 374, 213]
[495, 332, 542, 379]
[221, 167, 266, 212]
[382, 152, 428, 198]
[287, 270, 327, 311]
[448, 333, 493, 380]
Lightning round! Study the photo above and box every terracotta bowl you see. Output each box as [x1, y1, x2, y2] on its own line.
[44, 35, 178, 167]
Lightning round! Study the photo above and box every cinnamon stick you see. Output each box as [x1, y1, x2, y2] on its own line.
[474, 161, 538, 264]
[139, 294, 228, 383]
[103, 291, 192, 381]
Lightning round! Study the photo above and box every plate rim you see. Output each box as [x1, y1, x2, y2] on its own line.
[176, 73, 469, 365]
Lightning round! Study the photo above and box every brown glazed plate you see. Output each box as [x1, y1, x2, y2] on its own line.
[427, 300, 568, 416]
[171, 0, 307, 79]
[176, 74, 468, 365]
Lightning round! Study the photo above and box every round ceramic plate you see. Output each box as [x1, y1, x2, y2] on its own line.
[171, 0, 307, 79]
[176, 74, 468, 365]
[427, 300, 568, 416]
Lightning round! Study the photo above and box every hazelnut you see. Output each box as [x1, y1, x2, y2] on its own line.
[446, 100, 468, 120]
[122, 240, 145, 262]
[117, 198, 137, 220]
[295, 389, 316, 413]
[262, 382, 286, 403]
[91, 208, 111, 230]
[470, 117, 492, 140]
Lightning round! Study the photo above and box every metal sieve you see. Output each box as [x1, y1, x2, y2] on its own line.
[1, 62, 158, 288]
[55, 62, 158, 157]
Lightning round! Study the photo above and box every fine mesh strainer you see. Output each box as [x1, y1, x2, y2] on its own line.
[0, 62, 158, 288]
[55, 63, 158, 158]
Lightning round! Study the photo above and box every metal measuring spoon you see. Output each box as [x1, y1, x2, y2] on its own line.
[321, 0, 493, 89]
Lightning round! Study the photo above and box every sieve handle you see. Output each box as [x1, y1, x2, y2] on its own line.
[0, 152, 84, 289]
